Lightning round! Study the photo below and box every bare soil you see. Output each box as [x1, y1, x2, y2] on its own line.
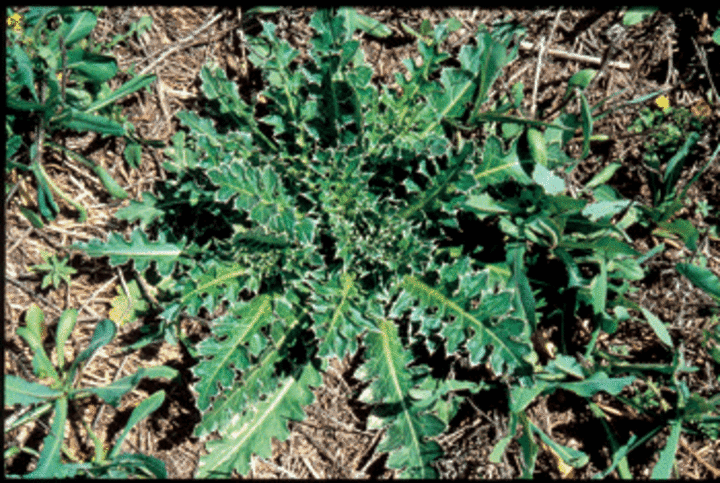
[5, 7, 720, 479]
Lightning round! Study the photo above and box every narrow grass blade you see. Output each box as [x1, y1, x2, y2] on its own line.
[27, 397, 68, 478]
[83, 74, 156, 114]
[108, 390, 166, 460]
[639, 306, 674, 348]
[531, 421, 589, 468]
[580, 92, 593, 159]
[650, 419, 682, 479]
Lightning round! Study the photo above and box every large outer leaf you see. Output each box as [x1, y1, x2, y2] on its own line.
[192, 295, 273, 412]
[161, 261, 250, 322]
[71, 228, 183, 277]
[357, 319, 445, 478]
[194, 338, 281, 438]
[475, 136, 532, 189]
[196, 363, 321, 477]
[402, 270, 535, 375]
[309, 272, 374, 361]
[206, 160, 298, 240]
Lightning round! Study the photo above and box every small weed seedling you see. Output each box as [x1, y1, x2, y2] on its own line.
[5, 305, 178, 478]
[28, 251, 76, 290]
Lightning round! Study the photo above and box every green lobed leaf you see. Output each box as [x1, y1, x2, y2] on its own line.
[114, 192, 164, 230]
[508, 244, 537, 331]
[359, 319, 446, 478]
[310, 272, 374, 361]
[402, 272, 535, 376]
[71, 228, 184, 277]
[165, 261, 251, 322]
[192, 295, 273, 412]
[196, 363, 321, 477]
[474, 135, 533, 189]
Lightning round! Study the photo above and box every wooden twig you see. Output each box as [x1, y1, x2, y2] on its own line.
[530, 36, 547, 119]
[519, 41, 631, 70]
[692, 37, 720, 105]
[531, 8, 564, 119]
[257, 457, 301, 479]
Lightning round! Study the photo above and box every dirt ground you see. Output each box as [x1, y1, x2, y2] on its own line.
[5, 7, 720, 478]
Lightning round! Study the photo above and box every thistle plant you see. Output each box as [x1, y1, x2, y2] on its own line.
[70, 8, 719, 478]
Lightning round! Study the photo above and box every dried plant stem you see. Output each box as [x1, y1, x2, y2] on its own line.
[138, 11, 223, 77]
[530, 36, 547, 119]
[679, 436, 720, 478]
[692, 37, 720, 104]
[520, 41, 630, 70]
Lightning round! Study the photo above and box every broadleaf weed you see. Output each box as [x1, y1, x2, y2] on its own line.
[65, 7, 720, 478]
